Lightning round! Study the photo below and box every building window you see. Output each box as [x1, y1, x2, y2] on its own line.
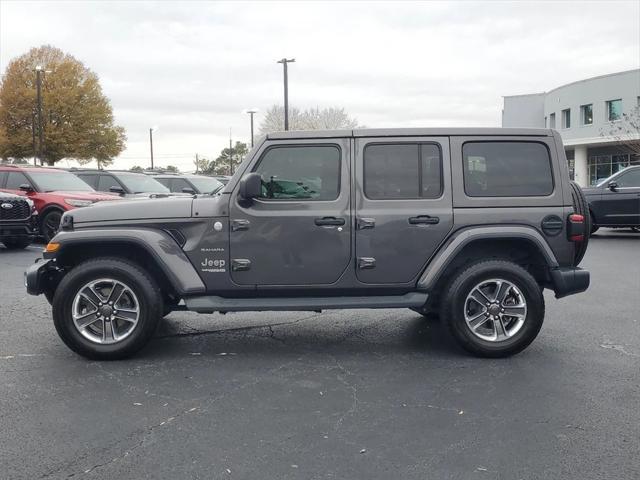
[580, 104, 593, 125]
[549, 113, 556, 129]
[606, 99, 622, 121]
[562, 109, 571, 129]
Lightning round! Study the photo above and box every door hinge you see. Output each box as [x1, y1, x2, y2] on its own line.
[231, 219, 250, 232]
[231, 259, 251, 271]
[357, 257, 376, 269]
[357, 217, 375, 230]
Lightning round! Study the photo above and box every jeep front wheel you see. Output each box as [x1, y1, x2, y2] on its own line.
[52, 258, 162, 360]
[441, 260, 545, 358]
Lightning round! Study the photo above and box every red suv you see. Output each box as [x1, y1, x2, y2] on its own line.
[0, 165, 121, 241]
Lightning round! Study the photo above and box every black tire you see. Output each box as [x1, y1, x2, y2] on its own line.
[441, 259, 545, 358]
[2, 238, 32, 249]
[569, 181, 590, 265]
[41, 209, 63, 243]
[52, 257, 162, 360]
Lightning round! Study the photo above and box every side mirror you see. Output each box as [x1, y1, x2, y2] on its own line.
[238, 172, 262, 201]
[19, 184, 34, 193]
[109, 186, 125, 195]
[181, 187, 196, 194]
[608, 181, 618, 191]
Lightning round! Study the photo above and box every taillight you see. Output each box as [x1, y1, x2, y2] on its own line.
[568, 213, 585, 242]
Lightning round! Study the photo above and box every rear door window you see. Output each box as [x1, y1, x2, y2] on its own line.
[364, 143, 442, 199]
[171, 178, 192, 193]
[97, 175, 122, 192]
[462, 142, 553, 197]
[77, 173, 98, 188]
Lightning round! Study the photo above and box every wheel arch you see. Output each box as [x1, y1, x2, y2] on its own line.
[418, 226, 559, 295]
[47, 229, 206, 299]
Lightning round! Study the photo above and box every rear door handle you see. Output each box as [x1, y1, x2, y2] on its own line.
[314, 217, 345, 226]
[408, 215, 439, 225]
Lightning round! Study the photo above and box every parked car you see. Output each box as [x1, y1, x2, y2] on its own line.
[0, 192, 38, 249]
[71, 169, 175, 197]
[0, 165, 120, 242]
[153, 173, 225, 194]
[26, 127, 590, 360]
[583, 165, 640, 233]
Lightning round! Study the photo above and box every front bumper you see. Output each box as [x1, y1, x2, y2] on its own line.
[550, 267, 590, 299]
[25, 259, 56, 296]
[0, 216, 39, 239]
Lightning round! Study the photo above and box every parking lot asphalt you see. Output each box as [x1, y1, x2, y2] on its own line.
[1, 230, 639, 480]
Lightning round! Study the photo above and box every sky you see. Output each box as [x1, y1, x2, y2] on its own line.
[1, 0, 639, 172]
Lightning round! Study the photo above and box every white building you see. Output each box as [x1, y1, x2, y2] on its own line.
[502, 69, 640, 187]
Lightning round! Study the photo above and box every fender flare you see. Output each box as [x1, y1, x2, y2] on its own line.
[417, 225, 559, 291]
[49, 228, 206, 295]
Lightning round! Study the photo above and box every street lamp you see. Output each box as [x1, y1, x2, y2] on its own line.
[34, 65, 51, 166]
[243, 108, 259, 147]
[276, 58, 295, 130]
[149, 126, 159, 169]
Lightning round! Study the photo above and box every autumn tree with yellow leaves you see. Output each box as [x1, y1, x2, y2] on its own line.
[0, 45, 126, 167]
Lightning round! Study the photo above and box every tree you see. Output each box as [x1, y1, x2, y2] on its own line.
[0, 45, 126, 167]
[203, 141, 248, 176]
[600, 105, 640, 156]
[193, 154, 209, 174]
[165, 165, 179, 173]
[129, 165, 144, 173]
[259, 105, 360, 135]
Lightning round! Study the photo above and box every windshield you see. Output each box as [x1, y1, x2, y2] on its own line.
[29, 171, 95, 192]
[187, 176, 224, 194]
[117, 173, 170, 193]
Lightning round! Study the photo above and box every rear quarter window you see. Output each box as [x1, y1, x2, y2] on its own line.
[462, 141, 554, 197]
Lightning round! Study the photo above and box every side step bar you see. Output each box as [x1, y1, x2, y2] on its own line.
[185, 292, 428, 313]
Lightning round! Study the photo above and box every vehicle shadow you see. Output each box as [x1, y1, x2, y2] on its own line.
[143, 312, 465, 360]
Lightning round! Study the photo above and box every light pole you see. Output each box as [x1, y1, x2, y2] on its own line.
[34, 66, 50, 165]
[276, 58, 295, 130]
[149, 126, 158, 169]
[244, 108, 258, 147]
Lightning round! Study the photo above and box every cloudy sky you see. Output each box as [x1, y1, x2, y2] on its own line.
[1, 0, 639, 171]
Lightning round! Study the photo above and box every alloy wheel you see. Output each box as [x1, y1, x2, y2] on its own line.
[463, 278, 527, 342]
[71, 278, 140, 344]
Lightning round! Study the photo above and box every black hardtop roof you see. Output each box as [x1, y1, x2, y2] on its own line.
[266, 127, 554, 140]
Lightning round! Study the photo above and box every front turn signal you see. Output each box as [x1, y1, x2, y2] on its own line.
[44, 242, 61, 253]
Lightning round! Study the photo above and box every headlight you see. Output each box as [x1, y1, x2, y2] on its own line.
[25, 198, 37, 213]
[65, 199, 94, 208]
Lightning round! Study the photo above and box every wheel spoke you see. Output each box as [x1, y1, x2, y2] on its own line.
[494, 317, 508, 340]
[114, 313, 137, 323]
[102, 319, 115, 342]
[495, 281, 511, 303]
[107, 283, 125, 305]
[468, 312, 489, 331]
[76, 313, 100, 329]
[80, 288, 102, 308]
[469, 288, 491, 306]
[502, 306, 526, 317]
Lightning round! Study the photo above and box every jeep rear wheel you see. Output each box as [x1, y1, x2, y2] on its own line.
[441, 260, 545, 358]
[52, 257, 162, 360]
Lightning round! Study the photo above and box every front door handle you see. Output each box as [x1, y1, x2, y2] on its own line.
[408, 215, 439, 225]
[314, 217, 345, 226]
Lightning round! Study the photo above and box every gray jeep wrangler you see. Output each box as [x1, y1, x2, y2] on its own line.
[26, 128, 590, 360]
